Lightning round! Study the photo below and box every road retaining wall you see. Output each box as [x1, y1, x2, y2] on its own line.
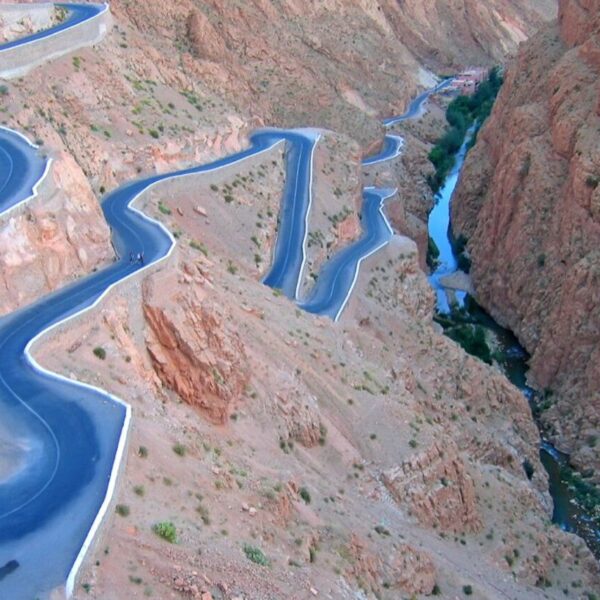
[0, 3, 111, 79]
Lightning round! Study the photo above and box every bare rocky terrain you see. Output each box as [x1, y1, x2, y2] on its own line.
[3, 0, 599, 598]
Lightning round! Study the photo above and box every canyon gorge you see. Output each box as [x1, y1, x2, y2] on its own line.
[0, 0, 598, 599]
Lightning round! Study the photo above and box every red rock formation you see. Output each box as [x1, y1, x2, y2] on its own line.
[452, 0, 600, 477]
[380, 0, 557, 67]
[383, 439, 482, 533]
[388, 544, 436, 596]
[0, 152, 112, 315]
[143, 269, 250, 424]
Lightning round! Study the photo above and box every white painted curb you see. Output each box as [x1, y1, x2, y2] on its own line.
[334, 188, 397, 322]
[295, 131, 322, 300]
[0, 125, 52, 218]
[2, 127, 281, 598]
[0, 3, 109, 54]
[361, 135, 405, 166]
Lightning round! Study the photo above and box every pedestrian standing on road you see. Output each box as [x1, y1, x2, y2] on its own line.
[129, 251, 134, 263]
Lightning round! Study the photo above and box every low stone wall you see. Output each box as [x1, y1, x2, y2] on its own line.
[0, 3, 111, 79]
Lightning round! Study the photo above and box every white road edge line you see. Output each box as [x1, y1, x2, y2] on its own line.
[0, 127, 281, 598]
[333, 188, 397, 322]
[294, 131, 321, 301]
[0, 126, 53, 217]
[361, 135, 405, 166]
[0, 2, 109, 54]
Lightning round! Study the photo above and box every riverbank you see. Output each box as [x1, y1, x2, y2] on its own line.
[425, 84, 600, 558]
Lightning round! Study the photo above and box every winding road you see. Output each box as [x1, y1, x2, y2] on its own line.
[0, 4, 450, 597]
[0, 125, 324, 598]
[299, 187, 395, 321]
[0, 127, 49, 213]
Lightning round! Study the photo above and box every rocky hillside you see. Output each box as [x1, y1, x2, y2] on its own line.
[452, 0, 600, 479]
[37, 153, 598, 599]
[5, 1, 595, 598]
[0, 0, 556, 311]
[381, 0, 557, 67]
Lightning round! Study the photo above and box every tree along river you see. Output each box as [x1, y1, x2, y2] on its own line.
[428, 133, 600, 559]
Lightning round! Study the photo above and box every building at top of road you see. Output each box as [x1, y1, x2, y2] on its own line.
[449, 67, 488, 95]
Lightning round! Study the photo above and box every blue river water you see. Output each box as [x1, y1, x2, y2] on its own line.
[427, 123, 600, 559]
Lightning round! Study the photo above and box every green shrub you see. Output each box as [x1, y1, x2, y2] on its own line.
[454, 234, 471, 272]
[115, 504, 130, 517]
[523, 459, 535, 480]
[172, 443, 186, 457]
[427, 68, 503, 191]
[446, 324, 492, 364]
[243, 543, 269, 566]
[463, 585, 473, 595]
[585, 175, 599, 189]
[299, 486, 311, 504]
[152, 521, 177, 543]
[190, 240, 208, 256]
[158, 201, 171, 215]
[93, 346, 106, 360]
[0, 85, 9, 96]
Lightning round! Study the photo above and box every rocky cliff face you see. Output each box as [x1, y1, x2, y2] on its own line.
[0, 152, 112, 315]
[381, 0, 557, 67]
[452, 0, 600, 478]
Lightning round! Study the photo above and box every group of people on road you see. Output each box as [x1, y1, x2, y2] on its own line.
[129, 251, 144, 265]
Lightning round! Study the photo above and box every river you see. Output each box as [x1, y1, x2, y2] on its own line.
[428, 129, 600, 559]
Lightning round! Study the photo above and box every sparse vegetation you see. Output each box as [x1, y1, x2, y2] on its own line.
[172, 443, 186, 457]
[158, 201, 172, 215]
[115, 504, 130, 517]
[428, 68, 503, 191]
[243, 543, 269, 566]
[190, 240, 208, 256]
[299, 486, 311, 504]
[93, 346, 106, 360]
[152, 521, 177, 543]
[427, 236, 440, 269]
[585, 175, 599, 189]
[453, 234, 471, 272]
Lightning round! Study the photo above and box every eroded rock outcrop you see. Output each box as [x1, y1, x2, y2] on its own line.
[452, 0, 600, 478]
[143, 268, 250, 424]
[388, 544, 437, 596]
[0, 152, 112, 315]
[383, 439, 482, 533]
